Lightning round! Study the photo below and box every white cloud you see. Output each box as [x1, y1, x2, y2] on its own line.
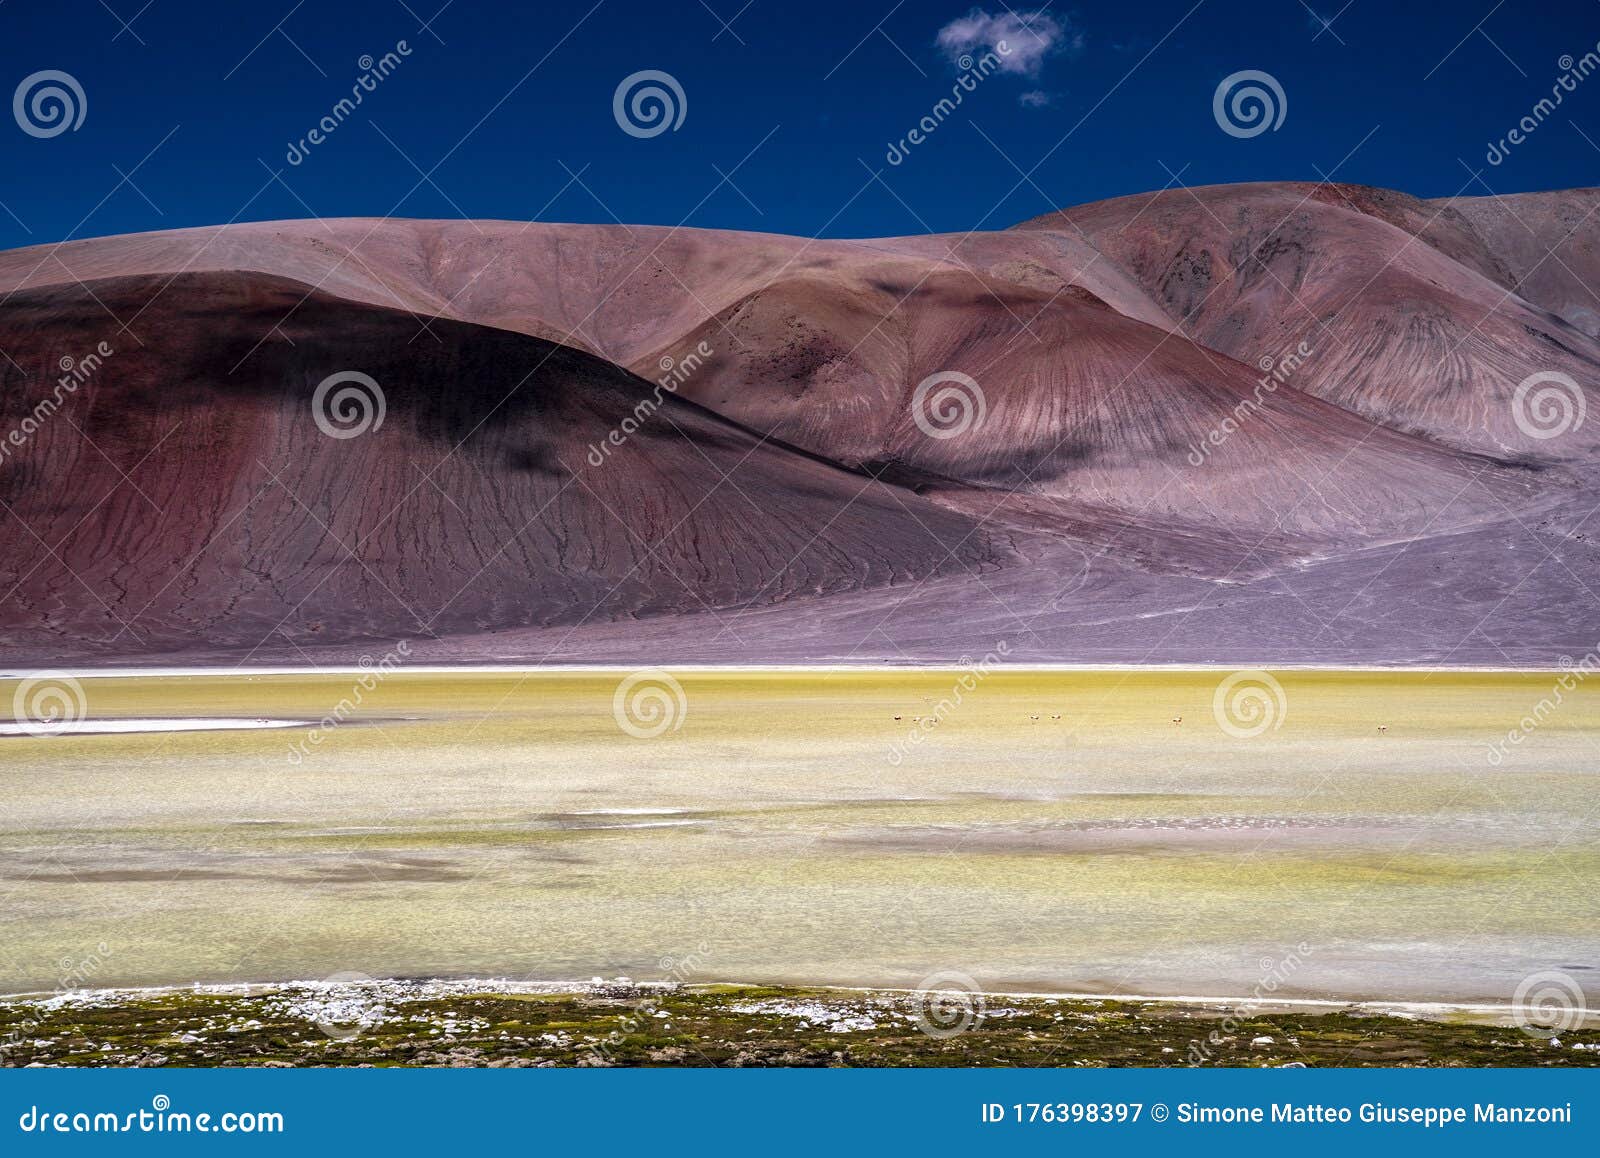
[936, 9, 1080, 77]
[1018, 90, 1053, 108]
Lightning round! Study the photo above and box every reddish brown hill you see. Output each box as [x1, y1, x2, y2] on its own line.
[1014, 182, 1600, 461]
[664, 266, 1540, 542]
[0, 218, 1176, 363]
[1, 183, 1596, 664]
[0, 272, 1003, 659]
[1429, 188, 1600, 338]
[3, 214, 1547, 553]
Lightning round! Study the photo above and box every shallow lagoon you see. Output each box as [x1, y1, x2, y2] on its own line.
[2, 668, 1596, 1005]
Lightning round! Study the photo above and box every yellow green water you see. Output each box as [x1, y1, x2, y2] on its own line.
[2, 669, 1596, 1003]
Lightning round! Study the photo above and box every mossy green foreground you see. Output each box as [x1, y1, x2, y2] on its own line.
[4, 983, 1598, 1068]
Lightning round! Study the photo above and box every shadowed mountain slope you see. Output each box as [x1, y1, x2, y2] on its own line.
[1429, 188, 1600, 338]
[0, 272, 1004, 659]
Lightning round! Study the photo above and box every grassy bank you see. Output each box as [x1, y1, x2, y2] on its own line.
[4, 982, 1596, 1068]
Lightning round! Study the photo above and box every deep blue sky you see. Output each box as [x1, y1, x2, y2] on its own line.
[1, 0, 1597, 250]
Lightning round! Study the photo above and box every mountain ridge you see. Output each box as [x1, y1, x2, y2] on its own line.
[0, 180, 1595, 664]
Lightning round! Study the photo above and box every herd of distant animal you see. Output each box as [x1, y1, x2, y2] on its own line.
[889, 714, 1390, 731]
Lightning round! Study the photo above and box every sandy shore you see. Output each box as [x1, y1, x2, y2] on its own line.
[0, 717, 316, 736]
[2, 663, 1582, 679]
